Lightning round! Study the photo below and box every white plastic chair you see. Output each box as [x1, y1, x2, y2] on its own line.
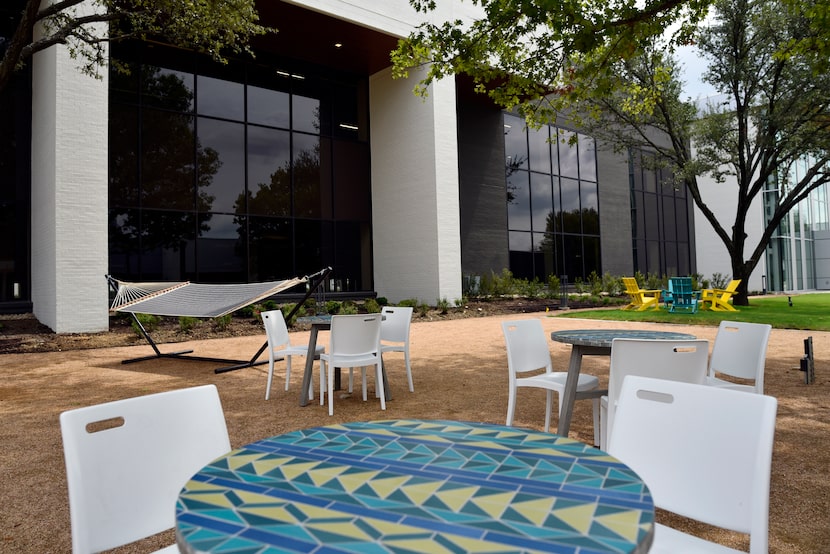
[320, 313, 386, 416]
[608, 376, 777, 554]
[59, 385, 231, 554]
[600, 338, 709, 450]
[707, 320, 772, 394]
[262, 309, 324, 400]
[380, 306, 414, 392]
[502, 319, 601, 441]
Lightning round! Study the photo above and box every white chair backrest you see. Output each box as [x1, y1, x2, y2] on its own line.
[380, 306, 413, 344]
[262, 309, 290, 349]
[606, 338, 709, 438]
[608, 376, 777, 554]
[60, 385, 231, 553]
[501, 319, 552, 376]
[329, 314, 382, 357]
[709, 320, 772, 393]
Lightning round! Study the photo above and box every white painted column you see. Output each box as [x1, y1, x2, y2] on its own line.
[31, 3, 109, 333]
[369, 66, 463, 304]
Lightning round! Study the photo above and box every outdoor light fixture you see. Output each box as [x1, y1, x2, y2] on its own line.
[339, 123, 359, 131]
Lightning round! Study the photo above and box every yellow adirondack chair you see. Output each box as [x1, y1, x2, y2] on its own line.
[621, 277, 661, 311]
[699, 279, 741, 311]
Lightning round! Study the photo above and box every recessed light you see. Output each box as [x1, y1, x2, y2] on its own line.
[334, 43, 343, 49]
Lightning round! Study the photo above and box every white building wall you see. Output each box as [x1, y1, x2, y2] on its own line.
[369, 66, 463, 304]
[31, 4, 109, 332]
[693, 171, 766, 291]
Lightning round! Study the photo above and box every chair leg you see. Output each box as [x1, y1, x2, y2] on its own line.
[319, 361, 326, 406]
[376, 361, 386, 410]
[544, 390, 553, 433]
[592, 397, 601, 447]
[405, 349, 414, 392]
[284, 356, 292, 391]
[327, 361, 335, 416]
[506, 385, 517, 426]
[265, 358, 274, 400]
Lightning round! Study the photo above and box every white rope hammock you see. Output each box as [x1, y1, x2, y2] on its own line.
[109, 276, 307, 318]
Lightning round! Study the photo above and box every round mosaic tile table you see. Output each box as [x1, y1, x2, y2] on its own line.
[176, 419, 654, 553]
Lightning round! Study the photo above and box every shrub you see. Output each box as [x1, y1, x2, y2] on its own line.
[212, 314, 232, 331]
[178, 316, 198, 333]
[710, 272, 730, 289]
[375, 296, 389, 306]
[325, 300, 341, 314]
[602, 271, 622, 296]
[436, 297, 450, 314]
[546, 275, 561, 298]
[340, 301, 358, 315]
[398, 298, 419, 308]
[130, 313, 159, 337]
[364, 298, 381, 313]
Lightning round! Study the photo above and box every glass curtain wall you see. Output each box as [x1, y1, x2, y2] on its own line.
[504, 113, 600, 282]
[0, 1, 31, 308]
[629, 150, 693, 277]
[108, 42, 372, 291]
[764, 156, 822, 291]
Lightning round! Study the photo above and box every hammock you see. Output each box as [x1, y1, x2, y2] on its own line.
[106, 268, 332, 371]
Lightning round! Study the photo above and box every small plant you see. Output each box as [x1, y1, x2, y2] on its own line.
[130, 313, 159, 337]
[376, 296, 389, 306]
[454, 296, 467, 307]
[325, 300, 342, 314]
[398, 298, 419, 308]
[547, 274, 561, 298]
[417, 301, 431, 317]
[587, 271, 603, 296]
[178, 316, 198, 333]
[212, 314, 232, 331]
[436, 297, 450, 314]
[364, 298, 381, 313]
[280, 303, 304, 326]
[602, 271, 622, 296]
[340, 301, 359, 315]
[573, 277, 585, 294]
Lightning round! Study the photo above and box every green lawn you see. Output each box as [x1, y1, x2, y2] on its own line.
[554, 292, 830, 331]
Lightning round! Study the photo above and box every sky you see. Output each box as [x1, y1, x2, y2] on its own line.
[675, 44, 718, 100]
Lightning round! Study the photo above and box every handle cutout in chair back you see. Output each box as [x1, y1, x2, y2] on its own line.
[85, 416, 125, 434]
[635, 389, 674, 404]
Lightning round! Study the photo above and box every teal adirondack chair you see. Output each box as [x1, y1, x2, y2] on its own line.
[668, 277, 699, 314]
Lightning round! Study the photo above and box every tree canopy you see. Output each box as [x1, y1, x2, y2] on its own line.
[0, 0, 273, 93]
[391, 0, 711, 124]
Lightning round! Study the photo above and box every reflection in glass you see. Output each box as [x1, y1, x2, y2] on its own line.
[141, 109, 200, 211]
[528, 126, 551, 174]
[142, 67, 194, 112]
[293, 94, 320, 134]
[248, 216, 292, 281]
[197, 118, 245, 213]
[558, 130, 579, 178]
[109, 105, 139, 207]
[507, 170, 531, 231]
[196, 213, 245, 282]
[140, 210, 197, 281]
[578, 134, 597, 181]
[293, 132, 321, 218]
[580, 182, 599, 235]
[560, 178, 581, 234]
[197, 76, 244, 120]
[247, 126, 291, 216]
[504, 114, 528, 171]
[248, 86, 290, 128]
[531, 173, 553, 233]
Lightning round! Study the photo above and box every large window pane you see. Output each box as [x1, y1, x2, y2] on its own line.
[333, 140, 369, 221]
[557, 130, 579, 178]
[139, 210, 197, 280]
[247, 126, 291, 216]
[528, 126, 551, 174]
[197, 76, 244, 120]
[248, 216, 293, 281]
[197, 118, 245, 214]
[293, 94, 321, 134]
[507, 170, 531, 231]
[531, 173, 553, 233]
[248, 85, 290, 128]
[293, 132, 322, 218]
[504, 114, 528, 171]
[141, 109, 195, 210]
[580, 182, 599, 235]
[109, 105, 139, 207]
[578, 134, 597, 181]
[196, 213, 245, 282]
[142, 67, 194, 112]
[509, 231, 533, 280]
[560, 178, 581, 234]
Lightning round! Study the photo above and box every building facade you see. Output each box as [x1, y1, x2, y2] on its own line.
[1, 0, 697, 332]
